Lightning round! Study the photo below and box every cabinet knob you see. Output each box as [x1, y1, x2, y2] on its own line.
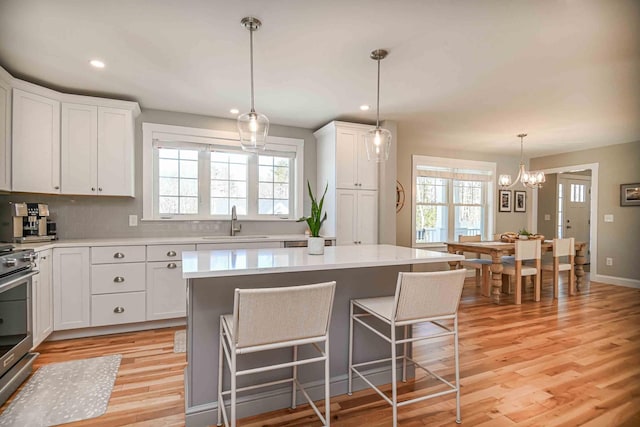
[54, 186, 60, 190]
[167, 262, 177, 269]
[167, 251, 177, 257]
[91, 187, 96, 191]
[98, 187, 103, 192]
[113, 276, 125, 283]
[113, 306, 125, 314]
[113, 252, 125, 259]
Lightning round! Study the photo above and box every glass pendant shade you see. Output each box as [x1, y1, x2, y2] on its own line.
[238, 111, 269, 151]
[365, 127, 392, 162]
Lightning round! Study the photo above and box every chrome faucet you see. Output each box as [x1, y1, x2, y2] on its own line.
[231, 205, 242, 236]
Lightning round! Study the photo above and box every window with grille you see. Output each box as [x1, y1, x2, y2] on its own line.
[412, 156, 496, 246]
[143, 123, 303, 220]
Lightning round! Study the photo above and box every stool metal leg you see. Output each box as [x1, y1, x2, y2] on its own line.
[217, 322, 224, 426]
[325, 335, 331, 425]
[292, 345, 298, 409]
[454, 315, 461, 424]
[348, 301, 354, 395]
[231, 351, 237, 427]
[391, 322, 398, 427]
[402, 325, 407, 382]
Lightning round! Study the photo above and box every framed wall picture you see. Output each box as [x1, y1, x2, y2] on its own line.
[499, 190, 512, 212]
[514, 191, 526, 212]
[620, 183, 640, 206]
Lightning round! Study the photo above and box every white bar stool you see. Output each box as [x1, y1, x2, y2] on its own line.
[217, 281, 336, 427]
[348, 269, 466, 426]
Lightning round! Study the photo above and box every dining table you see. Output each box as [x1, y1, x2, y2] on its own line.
[445, 239, 588, 304]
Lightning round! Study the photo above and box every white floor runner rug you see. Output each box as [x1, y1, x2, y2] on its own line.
[174, 330, 186, 353]
[0, 354, 122, 427]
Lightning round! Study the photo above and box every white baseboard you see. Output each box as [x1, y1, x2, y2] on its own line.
[47, 318, 186, 341]
[592, 274, 640, 289]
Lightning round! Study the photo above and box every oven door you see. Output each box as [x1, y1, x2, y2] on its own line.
[0, 271, 35, 377]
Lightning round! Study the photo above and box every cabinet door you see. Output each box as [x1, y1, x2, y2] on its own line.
[12, 89, 60, 193]
[61, 103, 98, 195]
[146, 261, 186, 320]
[335, 128, 359, 189]
[33, 250, 53, 348]
[357, 131, 378, 190]
[0, 76, 10, 191]
[53, 247, 90, 330]
[336, 189, 358, 246]
[357, 190, 378, 245]
[97, 107, 134, 196]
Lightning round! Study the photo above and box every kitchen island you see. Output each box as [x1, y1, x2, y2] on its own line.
[182, 244, 464, 427]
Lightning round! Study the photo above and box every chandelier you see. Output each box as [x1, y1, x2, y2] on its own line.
[237, 17, 269, 152]
[499, 133, 545, 189]
[364, 49, 392, 162]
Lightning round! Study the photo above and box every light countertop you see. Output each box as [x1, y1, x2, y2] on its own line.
[182, 244, 464, 279]
[8, 234, 331, 252]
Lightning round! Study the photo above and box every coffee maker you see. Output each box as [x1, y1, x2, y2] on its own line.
[0, 202, 56, 243]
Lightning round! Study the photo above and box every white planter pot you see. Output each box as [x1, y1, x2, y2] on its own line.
[308, 237, 325, 255]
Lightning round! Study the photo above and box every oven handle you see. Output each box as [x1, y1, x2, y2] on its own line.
[0, 271, 37, 294]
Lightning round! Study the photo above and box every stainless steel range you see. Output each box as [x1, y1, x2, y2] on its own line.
[0, 244, 38, 406]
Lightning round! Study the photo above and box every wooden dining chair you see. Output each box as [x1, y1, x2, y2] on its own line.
[458, 235, 491, 295]
[501, 240, 541, 304]
[541, 237, 575, 298]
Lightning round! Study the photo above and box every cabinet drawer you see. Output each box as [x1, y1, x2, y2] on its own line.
[146, 244, 195, 262]
[91, 245, 146, 264]
[91, 292, 146, 327]
[91, 263, 146, 295]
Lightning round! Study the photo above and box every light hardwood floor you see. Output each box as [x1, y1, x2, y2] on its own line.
[2, 274, 639, 426]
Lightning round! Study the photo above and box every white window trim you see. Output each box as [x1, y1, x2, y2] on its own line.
[411, 155, 496, 248]
[142, 122, 304, 221]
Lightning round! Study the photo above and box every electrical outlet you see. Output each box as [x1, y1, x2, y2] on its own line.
[129, 214, 138, 227]
[604, 214, 614, 223]
[606, 257, 613, 266]
[544, 214, 551, 221]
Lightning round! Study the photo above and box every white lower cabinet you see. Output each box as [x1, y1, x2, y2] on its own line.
[146, 261, 186, 320]
[32, 249, 53, 348]
[336, 189, 378, 246]
[91, 292, 146, 327]
[53, 247, 91, 331]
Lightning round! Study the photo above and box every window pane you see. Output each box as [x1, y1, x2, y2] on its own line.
[159, 177, 179, 196]
[273, 200, 289, 215]
[229, 164, 247, 181]
[229, 199, 246, 214]
[158, 148, 179, 159]
[274, 157, 288, 167]
[259, 182, 273, 198]
[159, 159, 179, 178]
[212, 152, 228, 162]
[180, 179, 198, 197]
[211, 198, 229, 215]
[229, 181, 246, 198]
[453, 180, 482, 204]
[259, 155, 273, 165]
[180, 160, 198, 179]
[274, 183, 288, 199]
[210, 152, 248, 216]
[259, 199, 274, 214]
[211, 181, 228, 197]
[159, 196, 178, 214]
[228, 153, 248, 164]
[259, 166, 273, 182]
[415, 205, 448, 243]
[180, 197, 198, 214]
[416, 177, 447, 204]
[274, 166, 289, 183]
[180, 150, 198, 160]
[454, 206, 482, 237]
[212, 162, 229, 180]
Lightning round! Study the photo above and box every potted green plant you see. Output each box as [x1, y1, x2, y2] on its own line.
[297, 181, 328, 255]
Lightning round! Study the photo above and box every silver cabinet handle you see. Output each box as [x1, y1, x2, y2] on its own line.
[113, 276, 125, 283]
[113, 252, 125, 259]
[167, 263, 177, 269]
[4, 258, 16, 267]
[113, 306, 125, 314]
[167, 250, 177, 257]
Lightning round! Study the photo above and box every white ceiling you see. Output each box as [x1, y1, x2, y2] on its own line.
[1, 0, 639, 157]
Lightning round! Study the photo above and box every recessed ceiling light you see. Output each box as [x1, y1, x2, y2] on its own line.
[89, 59, 105, 69]
[230, 108, 239, 115]
[360, 105, 370, 111]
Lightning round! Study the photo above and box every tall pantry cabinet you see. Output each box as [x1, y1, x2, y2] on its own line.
[315, 121, 379, 246]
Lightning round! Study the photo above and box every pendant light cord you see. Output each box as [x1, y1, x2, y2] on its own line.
[249, 25, 255, 113]
[375, 57, 381, 129]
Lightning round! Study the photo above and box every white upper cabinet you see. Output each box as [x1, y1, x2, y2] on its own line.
[334, 125, 378, 190]
[0, 72, 10, 191]
[61, 103, 134, 196]
[12, 88, 61, 194]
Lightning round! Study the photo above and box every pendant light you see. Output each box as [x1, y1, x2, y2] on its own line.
[364, 49, 392, 162]
[499, 133, 546, 189]
[237, 17, 269, 152]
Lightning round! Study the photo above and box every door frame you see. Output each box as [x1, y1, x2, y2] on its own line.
[529, 162, 598, 279]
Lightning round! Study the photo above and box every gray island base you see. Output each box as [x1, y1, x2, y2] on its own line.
[182, 245, 464, 426]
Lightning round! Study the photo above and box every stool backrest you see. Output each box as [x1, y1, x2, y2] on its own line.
[459, 234, 481, 243]
[553, 237, 575, 257]
[514, 239, 541, 261]
[393, 269, 466, 322]
[233, 281, 336, 349]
